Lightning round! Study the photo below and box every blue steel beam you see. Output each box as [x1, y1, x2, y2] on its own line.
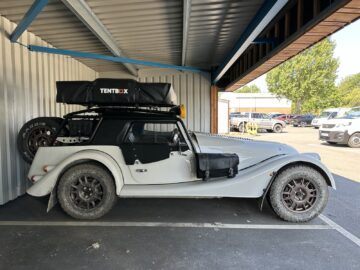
[10, 0, 49, 42]
[212, 0, 288, 84]
[28, 45, 206, 73]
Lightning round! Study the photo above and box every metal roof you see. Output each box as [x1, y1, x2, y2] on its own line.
[0, 0, 264, 72]
[1, 0, 358, 89]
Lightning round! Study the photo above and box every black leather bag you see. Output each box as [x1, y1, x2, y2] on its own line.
[196, 153, 239, 180]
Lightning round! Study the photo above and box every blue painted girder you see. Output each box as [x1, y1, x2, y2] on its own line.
[28, 45, 206, 73]
[212, 0, 279, 84]
[10, 0, 49, 42]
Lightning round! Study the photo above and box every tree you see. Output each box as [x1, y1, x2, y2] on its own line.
[266, 38, 339, 114]
[336, 73, 360, 107]
[235, 84, 261, 93]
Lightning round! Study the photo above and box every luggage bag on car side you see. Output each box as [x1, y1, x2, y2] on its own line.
[196, 153, 239, 180]
[56, 78, 177, 107]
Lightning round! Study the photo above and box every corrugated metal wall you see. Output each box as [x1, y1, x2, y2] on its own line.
[0, 15, 97, 205]
[100, 69, 211, 133]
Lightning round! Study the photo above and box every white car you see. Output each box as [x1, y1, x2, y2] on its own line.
[312, 108, 350, 129]
[18, 79, 335, 222]
[319, 107, 360, 148]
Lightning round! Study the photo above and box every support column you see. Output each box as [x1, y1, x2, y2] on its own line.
[210, 85, 218, 134]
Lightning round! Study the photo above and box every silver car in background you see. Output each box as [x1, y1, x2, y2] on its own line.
[230, 112, 286, 133]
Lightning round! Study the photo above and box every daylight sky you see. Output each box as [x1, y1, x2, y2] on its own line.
[247, 19, 360, 93]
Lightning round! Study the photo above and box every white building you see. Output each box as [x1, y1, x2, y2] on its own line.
[220, 92, 292, 114]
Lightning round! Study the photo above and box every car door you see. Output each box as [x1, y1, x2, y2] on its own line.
[251, 113, 262, 127]
[253, 113, 270, 129]
[120, 120, 197, 184]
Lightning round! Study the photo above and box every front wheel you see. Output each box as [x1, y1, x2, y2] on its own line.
[348, 133, 360, 148]
[57, 163, 117, 219]
[269, 165, 329, 222]
[273, 124, 283, 133]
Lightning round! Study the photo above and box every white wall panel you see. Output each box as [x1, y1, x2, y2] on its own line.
[0, 15, 97, 204]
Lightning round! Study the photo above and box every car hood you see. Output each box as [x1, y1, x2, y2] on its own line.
[192, 133, 298, 170]
[322, 118, 358, 125]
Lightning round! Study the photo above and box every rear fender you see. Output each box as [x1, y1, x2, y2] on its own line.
[27, 149, 124, 197]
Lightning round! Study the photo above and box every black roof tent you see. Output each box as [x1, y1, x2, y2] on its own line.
[56, 79, 177, 107]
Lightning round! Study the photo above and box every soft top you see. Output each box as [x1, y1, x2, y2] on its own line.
[56, 78, 177, 107]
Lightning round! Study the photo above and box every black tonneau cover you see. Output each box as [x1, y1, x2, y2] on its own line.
[56, 78, 177, 107]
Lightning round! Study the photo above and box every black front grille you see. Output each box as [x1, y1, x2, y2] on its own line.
[322, 124, 335, 128]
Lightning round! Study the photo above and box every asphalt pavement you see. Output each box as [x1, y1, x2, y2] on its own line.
[0, 126, 359, 270]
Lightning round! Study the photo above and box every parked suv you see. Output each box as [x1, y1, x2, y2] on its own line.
[230, 112, 286, 133]
[292, 115, 315, 127]
[311, 108, 350, 129]
[319, 107, 360, 148]
[275, 114, 296, 124]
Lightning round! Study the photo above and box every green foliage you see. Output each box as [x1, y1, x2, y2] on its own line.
[235, 84, 261, 93]
[336, 73, 360, 107]
[266, 38, 339, 114]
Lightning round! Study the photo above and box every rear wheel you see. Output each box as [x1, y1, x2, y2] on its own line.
[269, 165, 328, 222]
[238, 122, 247, 133]
[57, 163, 116, 220]
[17, 117, 66, 163]
[348, 133, 360, 148]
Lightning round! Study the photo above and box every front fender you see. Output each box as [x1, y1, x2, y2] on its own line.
[27, 149, 124, 197]
[258, 152, 335, 210]
[262, 153, 336, 189]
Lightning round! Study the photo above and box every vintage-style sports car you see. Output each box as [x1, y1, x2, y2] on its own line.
[18, 79, 335, 222]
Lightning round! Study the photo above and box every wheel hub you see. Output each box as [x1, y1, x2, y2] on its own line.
[282, 178, 318, 212]
[351, 135, 360, 145]
[28, 126, 54, 154]
[70, 176, 104, 210]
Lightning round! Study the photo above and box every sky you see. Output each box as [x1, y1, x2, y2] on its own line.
[245, 19, 360, 93]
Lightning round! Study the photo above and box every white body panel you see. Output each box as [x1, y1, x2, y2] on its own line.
[128, 150, 197, 184]
[312, 108, 350, 128]
[27, 134, 335, 199]
[120, 153, 335, 198]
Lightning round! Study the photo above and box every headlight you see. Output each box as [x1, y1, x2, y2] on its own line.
[335, 122, 352, 127]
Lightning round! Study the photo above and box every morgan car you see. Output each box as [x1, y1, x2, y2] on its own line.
[18, 79, 335, 222]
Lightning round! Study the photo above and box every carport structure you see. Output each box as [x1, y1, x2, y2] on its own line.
[0, 0, 359, 206]
[1, 1, 360, 268]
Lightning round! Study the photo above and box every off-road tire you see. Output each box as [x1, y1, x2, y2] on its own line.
[17, 117, 65, 163]
[57, 163, 116, 220]
[273, 124, 283, 133]
[348, 133, 360, 148]
[269, 165, 329, 222]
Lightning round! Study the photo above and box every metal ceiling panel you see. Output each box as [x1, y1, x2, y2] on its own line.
[0, 0, 265, 72]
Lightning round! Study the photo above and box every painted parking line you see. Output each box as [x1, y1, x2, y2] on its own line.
[319, 214, 360, 247]
[0, 220, 332, 230]
[307, 144, 360, 154]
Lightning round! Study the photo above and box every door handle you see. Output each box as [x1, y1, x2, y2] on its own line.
[135, 169, 147, 173]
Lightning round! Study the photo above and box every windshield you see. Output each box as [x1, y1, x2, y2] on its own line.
[341, 108, 360, 119]
[319, 111, 332, 118]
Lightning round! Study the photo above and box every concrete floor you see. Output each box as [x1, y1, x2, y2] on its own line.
[0, 127, 359, 269]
